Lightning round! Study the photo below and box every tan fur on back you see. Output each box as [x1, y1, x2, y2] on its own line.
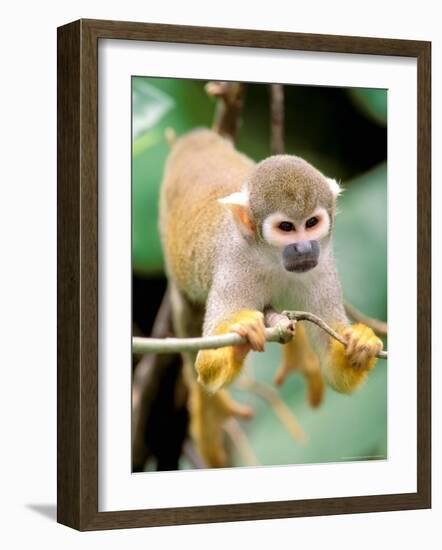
[159, 129, 255, 302]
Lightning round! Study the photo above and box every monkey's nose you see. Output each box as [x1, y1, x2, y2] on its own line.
[292, 241, 313, 255]
[282, 240, 320, 273]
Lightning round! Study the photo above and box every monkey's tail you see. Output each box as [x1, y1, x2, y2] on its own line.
[165, 127, 176, 147]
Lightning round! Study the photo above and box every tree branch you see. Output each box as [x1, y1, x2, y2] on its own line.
[270, 83, 285, 154]
[133, 322, 293, 354]
[132, 287, 188, 471]
[237, 374, 306, 444]
[132, 310, 388, 359]
[206, 81, 246, 141]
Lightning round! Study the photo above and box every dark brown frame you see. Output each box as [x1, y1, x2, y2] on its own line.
[57, 18, 431, 531]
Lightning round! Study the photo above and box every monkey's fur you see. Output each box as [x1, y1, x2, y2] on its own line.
[159, 128, 382, 467]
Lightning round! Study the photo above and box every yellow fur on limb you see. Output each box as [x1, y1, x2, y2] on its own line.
[275, 323, 324, 407]
[195, 310, 265, 393]
[189, 382, 253, 467]
[325, 323, 383, 393]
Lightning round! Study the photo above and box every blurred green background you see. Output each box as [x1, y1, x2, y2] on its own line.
[132, 77, 387, 469]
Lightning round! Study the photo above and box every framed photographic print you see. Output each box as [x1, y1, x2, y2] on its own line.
[57, 19, 431, 531]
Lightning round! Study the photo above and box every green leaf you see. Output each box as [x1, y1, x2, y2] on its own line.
[132, 79, 174, 140]
[132, 78, 213, 275]
[334, 163, 388, 320]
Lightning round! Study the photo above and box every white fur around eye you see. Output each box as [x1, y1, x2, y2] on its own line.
[262, 209, 331, 247]
[305, 208, 331, 240]
[262, 212, 295, 247]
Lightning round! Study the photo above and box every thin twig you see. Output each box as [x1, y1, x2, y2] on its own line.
[206, 81, 246, 141]
[132, 310, 388, 359]
[237, 375, 306, 444]
[282, 311, 388, 359]
[132, 323, 294, 354]
[344, 302, 388, 337]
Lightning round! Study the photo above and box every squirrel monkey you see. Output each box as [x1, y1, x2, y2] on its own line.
[159, 128, 383, 467]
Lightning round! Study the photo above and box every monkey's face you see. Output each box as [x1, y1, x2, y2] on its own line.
[247, 155, 341, 274]
[261, 208, 331, 273]
[219, 155, 341, 274]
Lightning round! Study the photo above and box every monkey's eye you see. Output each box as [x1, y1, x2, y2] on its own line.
[278, 221, 295, 232]
[305, 216, 319, 229]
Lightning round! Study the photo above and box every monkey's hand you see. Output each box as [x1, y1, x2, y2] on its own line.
[195, 310, 265, 393]
[325, 323, 383, 394]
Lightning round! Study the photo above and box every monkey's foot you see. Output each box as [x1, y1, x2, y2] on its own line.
[326, 323, 383, 393]
[190, 385, 253, 468]
[274, 324, 324, 407]
[195, 310, 265, 393]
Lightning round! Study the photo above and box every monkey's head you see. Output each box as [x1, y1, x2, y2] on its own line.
[219, 155, 342, 274]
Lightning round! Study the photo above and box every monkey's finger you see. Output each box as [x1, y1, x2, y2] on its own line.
[344, 334, 359, 357]
[338, 327, 352, 354]
[257, 320, 267, 345]
[373, 338, 384, 355]
[230, 324, 248, 338]
[344, 324, 371, 358]
[227, 326, 253, 366]
[360, 332, 383, 355]
[247, 326, 266, 351]
[357, 338, 383, 366]
[351, 346, 371, 368]
[306, 371, 324, 408]
[274, 364, 288, 386]
[229, 325, 253, 357]
[216, 390, 254, 419]
[353, 327, 382, 360]
[340, 326, 353, 341]
[250, 320, 267, 351]
[229, 401, 254, 419]
[234, 322, 263, 351]
[344, 342, 355, 358]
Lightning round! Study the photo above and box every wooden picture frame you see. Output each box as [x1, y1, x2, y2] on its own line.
[57, 18, 431, 531]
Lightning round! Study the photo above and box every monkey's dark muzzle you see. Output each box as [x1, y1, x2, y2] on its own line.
[282, 240, 320, 273]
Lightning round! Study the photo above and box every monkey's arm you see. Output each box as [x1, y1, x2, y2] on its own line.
[195, 273, 267, 393]
[303, 267, 383, 394]
[191, 273, 267, 467]
[191, 301, 264, 466]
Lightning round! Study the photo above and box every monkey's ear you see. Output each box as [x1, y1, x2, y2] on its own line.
[218, 189, 255, 235]
[326, 178, 342, 198]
